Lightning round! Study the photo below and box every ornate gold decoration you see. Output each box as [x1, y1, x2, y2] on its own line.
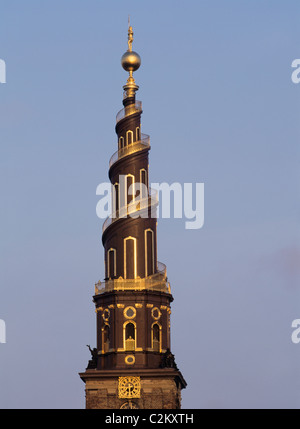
[151, 307, 161, 320]
[146, 303, 153, 308]
[125, 355, 135, 365]
[102, 308, 110, 321]
[160, 305, 167, 310]
[117, 304, 125, 309]
[118, 376, 141, 399]
[124, 306, 136, 319]
[135, 303, 143, 308]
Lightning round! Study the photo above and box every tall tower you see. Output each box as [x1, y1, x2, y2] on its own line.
[79, 24, 186, 409]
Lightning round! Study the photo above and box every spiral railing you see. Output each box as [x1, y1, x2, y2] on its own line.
[102, 187, 158, 234]
[109, 133, 150, 169]
[116, 100, 142, 124]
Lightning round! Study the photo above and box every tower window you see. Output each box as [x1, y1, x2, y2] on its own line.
[126, 130, 133, 145]
[145, 229, 154, 277]
[152, 323, 161, 352]
[125, 174, 135, 205]
[136, 127, 140, 141]
[103, 324, 110, 353]
[125, 322, 135, 351]
[124, 236, 137, 279]
[107, 248, 116, 279]
[119, 136, 124, 150]
[140, 169, 147, 198]
[113, 183, 119, 214]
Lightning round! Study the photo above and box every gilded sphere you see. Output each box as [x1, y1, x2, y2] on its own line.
[121, 51, 141, 72]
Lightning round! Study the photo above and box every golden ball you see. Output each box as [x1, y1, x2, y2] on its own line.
[121, 51, 141, 72]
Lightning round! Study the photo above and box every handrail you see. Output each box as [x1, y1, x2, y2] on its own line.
[116, 100, 142, 124]
[94, 264, 170, 295]
[156, 261, 167, 278]
[102, 187, 158, 234]
[109, 133, 150, 169]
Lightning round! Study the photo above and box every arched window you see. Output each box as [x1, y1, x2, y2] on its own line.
[152, 323, 161, 352]
[119, 136, 124, 150]
[124, 322, 136, 351]
[124, 236, 137, 279]
[103, 324, 110, 353]
[136, 127, 140, 141]
[125, 174, 135, 206]
[126, 130, 133, 145]
[140, 169, 148, 199]
[113, 182, 119, 214]
[107, 248, 116, 279]
[145, 229, 154, 277]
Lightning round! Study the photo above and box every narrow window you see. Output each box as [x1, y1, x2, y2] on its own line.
[107, 248, 116, 279]
[136, 127, 140, 141]
[114, 183, 119, 213]
[103, 324, 110, 353]
[126, 130, 133, 145]
[125, 322, 135, 351]
[119, 136, 124, 150]
[145, 229, 154, 276]
[140, 169, 147, 199]
[126, 174, 135, 205]
[124, 237, 137, 279]
[152, 323, 160, 352]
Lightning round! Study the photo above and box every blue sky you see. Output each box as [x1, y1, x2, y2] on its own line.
[0, 0, 299, 408]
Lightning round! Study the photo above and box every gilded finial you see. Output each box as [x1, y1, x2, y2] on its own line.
[121, 19, 141, 98]
[128, 16, 133, 52]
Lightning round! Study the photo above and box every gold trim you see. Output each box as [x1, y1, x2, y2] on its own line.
[117, 304, 125, 309]
[146, 303, 153, 308]
[135, 303, 143, 308]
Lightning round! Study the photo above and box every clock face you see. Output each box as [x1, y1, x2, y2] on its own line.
[118, 376, 141, 399]
[120, 401, 139, 409]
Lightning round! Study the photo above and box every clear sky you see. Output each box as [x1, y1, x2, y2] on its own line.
[0, 0, 299, 408]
